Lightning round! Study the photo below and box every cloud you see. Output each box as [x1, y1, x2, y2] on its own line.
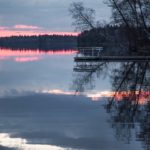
[14, 24, 40, 30]
[0, 26, 8, 30]
[0, 27, 79, 37]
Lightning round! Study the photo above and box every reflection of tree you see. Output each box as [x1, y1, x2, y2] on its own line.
[108, 62, 150, 106]
[136, 102, 150, 150]
[108, 100, 150, 150]
[72, 62, 108, 93]
[73, 59, 150, 150]
[106, 61, 150, 150]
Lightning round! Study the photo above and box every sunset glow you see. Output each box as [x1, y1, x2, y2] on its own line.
[113, 91, 150, 104]
[0, 48, 78, 62]
[87, 91, 150, 104]
[41, 89, 150, 104]
[0, 25, 79, 37]
[42, 89, 76, 95]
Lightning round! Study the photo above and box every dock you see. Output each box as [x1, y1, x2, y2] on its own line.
[74, 56, 150, 62]
[75, 47, 150, 62]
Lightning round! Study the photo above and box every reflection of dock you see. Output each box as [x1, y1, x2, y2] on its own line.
[75, 56, 150, 62]
[74, 61, 106, 73]
[74, 64, 101, 72]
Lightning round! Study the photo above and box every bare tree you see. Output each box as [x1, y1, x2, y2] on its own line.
[106, 0, 150, 51]
[69, 2, 96, 31]
[106, 0, 150, 31]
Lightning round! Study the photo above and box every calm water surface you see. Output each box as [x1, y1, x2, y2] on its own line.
[0, 48, 149, 150]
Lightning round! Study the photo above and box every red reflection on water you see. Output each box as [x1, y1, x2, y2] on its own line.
[42, 90, 150, 105]
[15, 57, 41, 62]
[114, 91, 150, 104]
[0, 49, 78, 56]
[0, 56, 8, 60]
[87, 91, 150, 104]
[0, 49, 78, 62]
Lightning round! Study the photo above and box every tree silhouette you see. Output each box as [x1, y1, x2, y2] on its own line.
[69, 2, 96, 31]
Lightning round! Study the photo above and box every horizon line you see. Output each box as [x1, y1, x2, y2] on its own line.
[0, 32, 79, 37]
[0, 29, 79, 37]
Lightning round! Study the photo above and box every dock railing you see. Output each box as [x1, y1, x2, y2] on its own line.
[77, 47, 104, 57]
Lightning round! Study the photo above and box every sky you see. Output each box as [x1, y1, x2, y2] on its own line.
[0, 0, 111, 36]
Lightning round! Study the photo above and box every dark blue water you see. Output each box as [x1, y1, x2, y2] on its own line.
[0, 48, 147, 150]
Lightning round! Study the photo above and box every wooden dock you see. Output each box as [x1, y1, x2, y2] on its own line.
[74, 56, 150, 62]
[75, 47, 150, 62]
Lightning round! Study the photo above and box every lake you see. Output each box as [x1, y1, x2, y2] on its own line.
[0, 48, 149, 150]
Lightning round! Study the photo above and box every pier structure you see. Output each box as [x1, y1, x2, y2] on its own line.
[75, 47, 150, 62]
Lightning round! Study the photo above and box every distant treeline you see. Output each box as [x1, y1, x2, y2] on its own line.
[0, 35, 77, 50]
[78, 25, 150, 55]
[78, 25, 126, 46]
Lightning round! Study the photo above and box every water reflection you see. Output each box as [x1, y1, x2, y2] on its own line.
[0, 47, 149, 150]
[73, 57, 150, 150]
[0, 48, 78, 98]
[0, 93, 140, 150]
[106, 62, 150, 150]
[72, 61, 109, 93]
[0, 48, 77, 62]
[0, 133, 65, 150]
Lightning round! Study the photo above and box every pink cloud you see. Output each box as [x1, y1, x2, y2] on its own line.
[0, 26, 8, 30]
[0, 24, 80, 37]
[14, 24, 40, 30]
